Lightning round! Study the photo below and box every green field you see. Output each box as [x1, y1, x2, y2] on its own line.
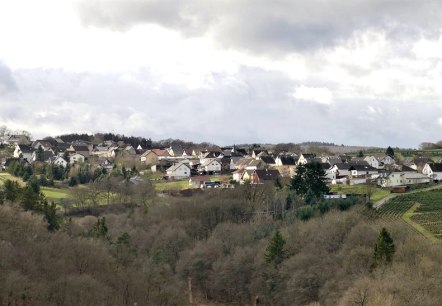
[0, 172, 24, 186]
[41, 187, 72, 204]
[329, 184, 390, 202]
[378, 189, 442, 241]
[154, 179, 194, 191]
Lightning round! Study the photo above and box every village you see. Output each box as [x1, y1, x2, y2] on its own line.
[1, 132, 440, 193]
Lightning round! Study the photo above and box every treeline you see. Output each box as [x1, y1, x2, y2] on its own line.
[57, 133, 153, 149]
[1, 183, 442, 305]
[419, 141, 442, 150]
[299, 141, 337, 146]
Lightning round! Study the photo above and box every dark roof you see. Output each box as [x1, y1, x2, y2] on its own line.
[413, 157, 433, 166]
[302, 153, 316, 159]
[428, 163, 442, 172]
[260, 156, 276, 164]
[400, 165, 416, 172]
[349, 164, 378, 172]
[73, 145, 89, 152]
[234, 148, 248, 156]
[319, 162, 331, 170]
[18, 145, 33, 153]
[254, 169, 280, 181]
[279, 156, 298, 165]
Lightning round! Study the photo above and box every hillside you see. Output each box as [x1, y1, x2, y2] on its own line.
[1, 188, 442, 305]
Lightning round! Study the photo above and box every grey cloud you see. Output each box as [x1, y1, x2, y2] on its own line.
[0, 66, 440, 147]
[75, 0, 442, 54]
[0, 62, 17, 94]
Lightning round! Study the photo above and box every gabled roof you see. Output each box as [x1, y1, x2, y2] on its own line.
[319, 162, 331, 170]
[260, 156, 276, 164]
[167, 162, 190, 172]
[400, 165, 416, 172]
[301, 153, 316, 159]
[232, 168, 246, 175]
[17, 144, 33, 153]
[201, 158, 221, 167]
[150, 149, 170, 157]
[278, 156, 298, 165]
[253, 169, 281, 181]
[72, 145, 89, 152]
[413, 157, 433, 165]
[234, 148, 248, 156]
[349, 164, 378, 172]
[427, 163, 442, 172]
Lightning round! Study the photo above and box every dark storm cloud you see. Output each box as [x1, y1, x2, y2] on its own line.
[75, 0, 442, 53]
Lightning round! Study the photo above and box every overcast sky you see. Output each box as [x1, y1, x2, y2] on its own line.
[1, 0, 442, 148]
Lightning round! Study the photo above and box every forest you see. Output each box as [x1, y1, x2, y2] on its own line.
[1, 177, 442, 306]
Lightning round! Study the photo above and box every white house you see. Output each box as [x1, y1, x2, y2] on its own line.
[200, 158, 222, 173]
[422, 163, 442, 181]
[13, 144, 33, 161]
[70, 153, 85, 165]
[364, 156, 383, 169]
[48, 156, 68, 167]
[378, 172, 431, 187]
[232, 169, 246, 183]
[297, 153, 316, 165]
[349, 164, 378, 177]
[166, 162, 191, 179]
[382, 155, 395, 166]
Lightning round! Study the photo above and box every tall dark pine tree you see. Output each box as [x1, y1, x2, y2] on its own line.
[265, 230, 287, 266]
[371, 227, 395, 270]
[43, 201, 60, 232]
[386, 146, 395, 157]
[37, 145, 44, 162]
[290, 162, 329, 200]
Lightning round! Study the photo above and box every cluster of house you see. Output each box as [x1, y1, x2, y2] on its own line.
[0, 135, 127, 171]
[140, 146, 442, 188]
[3, 133, 442, 188]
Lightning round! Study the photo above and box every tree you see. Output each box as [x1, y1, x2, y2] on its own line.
[37, 145, 44, 162]
[357, 150, 364, 157]
[91, 217, 108, 239]
[43, 201, 60, 231]
[265, 230, 287, 266]
[290, 162, 329, 200]
[371, 227, 395, 270]
[3, 179, 20, 202]
[385, 146, 394, 157]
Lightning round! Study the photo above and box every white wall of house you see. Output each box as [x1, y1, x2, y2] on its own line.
[204, 161, 221, 172]
[379, 172, 431, 187]
[167, 164, 190, 179]
[365, 156, 381, 169]
[382, 156, 395, 165]
[54, 157, 68, 167]
[70, 154, 85, 165]
[421, 163, 442, 180]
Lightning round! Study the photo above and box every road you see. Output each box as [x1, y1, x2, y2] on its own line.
[373, 183, 442, 210]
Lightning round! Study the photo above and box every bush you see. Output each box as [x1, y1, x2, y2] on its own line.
[297, 205, 314, 221]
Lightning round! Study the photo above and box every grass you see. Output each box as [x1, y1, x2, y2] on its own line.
[41, 187, 72, 204]
[0, 172, 25, 186]
[154, 179, 194, 191]
[329, 184, 390, 202]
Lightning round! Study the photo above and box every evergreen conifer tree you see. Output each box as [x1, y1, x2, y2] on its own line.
[371, 227, 395, 270]
[265, 230, 287, 266]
